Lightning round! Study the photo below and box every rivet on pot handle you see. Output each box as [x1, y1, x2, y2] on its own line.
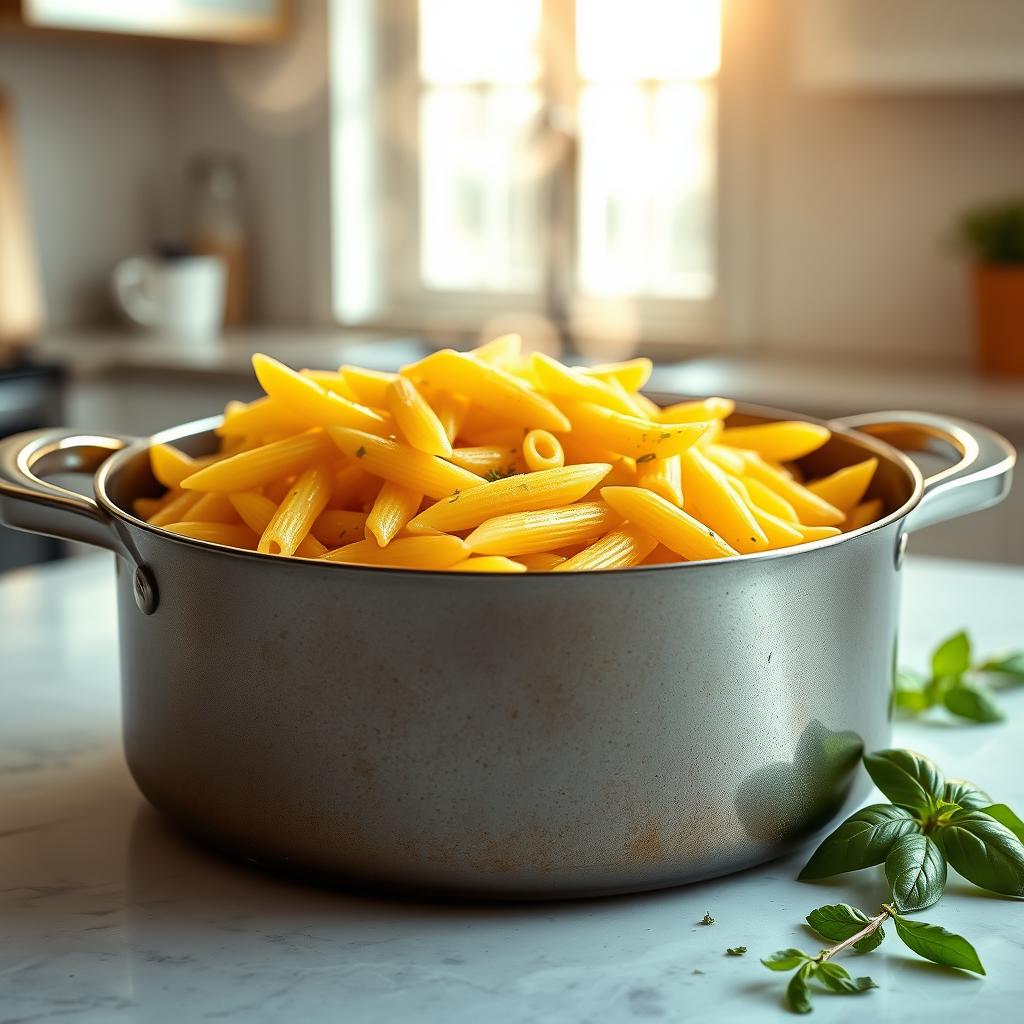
[836, 411, 1016, 534]
[0, 429, 158, 613]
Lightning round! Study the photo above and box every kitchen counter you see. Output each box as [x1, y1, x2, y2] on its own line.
[2, 554, 1023, 1023]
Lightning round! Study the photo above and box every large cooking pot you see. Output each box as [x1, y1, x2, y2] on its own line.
[0, 405, 1014, 899]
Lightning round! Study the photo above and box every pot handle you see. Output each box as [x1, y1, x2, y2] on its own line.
[835, 411, 1015, 533]
[0, 427, 136, 552]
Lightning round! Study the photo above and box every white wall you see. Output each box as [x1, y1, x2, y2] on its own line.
[0, 35, 169, 327]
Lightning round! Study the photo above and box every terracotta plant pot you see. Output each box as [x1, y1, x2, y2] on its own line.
[973, 264, 1024, 376]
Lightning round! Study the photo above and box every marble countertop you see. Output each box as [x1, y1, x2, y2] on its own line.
[1, 554, 1023, 1023]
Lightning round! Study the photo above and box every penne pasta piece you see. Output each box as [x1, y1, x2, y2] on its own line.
[338, 364, 397, 408]
[806, 457, 878, 513]
[465, 501, 618, 556]
[719, 421, 831, 461]
[386, 376, 453, 458]
[513, 551, 568, 571]
[331, 462, 377, 508]
[660, 397, 735, 423]
[228, 492, 326, 557]
[471, 332, 521, 366]
[161, 521, 259, 549]
[133, 495, 168, 520]
[558, 399, 709, 461]
[581, 357, 653, 392]
[554, 522, 658, 571]
[310, 509, 367, 548]
[642, 543, 683, 565]
[150, 444, 204, 489]
[147, 488, 203, 527]
[623, 388, 663, 420]
[258, 463, 334, 556]
[321, 534, 470, 569]
[181, 430, 336, 492]
[449, 555, 527, 573]
[843, 498, 884, 533]
[328, 427, 484, 499]
[558, 432, 622, 466]
[530, 352, 637, 414]
[741, 476, 799, 522]
[680, 448, 769, 554]
[794, 524, 843, 543]
[727, 479, 804, 549]
[637, 452, 683, 507]
[216, 396, 309, 439]
[703, 443, 746, 475]
[253, 354, 393, 435]
[449, 445, 519, 477]
[401, 349, 570, 432]
[741, 453, 845, 527]
[181, 491, 239, 524]
[300, 369, 360, 401]
[522, 429, 565, 472]
[600, 486, 738, 561]
[407, 463, 612, 534]
[366, 481, 423, 546]
[431, 390, 470, 444]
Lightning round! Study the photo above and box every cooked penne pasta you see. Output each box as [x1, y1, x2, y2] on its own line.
[554, 522, 657, 571]
[844, 497, 884, 532]
[258, 463, 333, 556]
[431, 390, 470, 444]
[386, 376, 453, 458]
[228, 492, 327, 557]
[741, 453, 845, 527]
[320, 534, 469, 569]
[581, 357, 653, 392]
[728, 479, 804, 549]
[558, 399, 710, 461]
[513, 551, 568, 571]
[449, 445, 519, 477]
[660, 397, 735, 424]
[637, 452, 683, 507]
[216, 396, 309, 439]
[407, 463, 612, 534]
[366, 481, 423, 547]
[471, 332, 521, 366]
[300, 369, 360, 401]
[530, 352, 637, 414]
[329, 427, 484, 499]
[150, 443, 205, 489]
[338, 365, 397, 408]
[147, 488, 203, 527]
[181, 491, 239, 524]
[522, 429, 565, 472]
[162, 521, 259, 548]
[680, 448, 769, 554]
[601, 486, 738, 561]
[466, 501, 618, 556]
[310, 509, 367, 548]
[719, 421, 831, 461]
[806, 457, 878, 512]
[741, 476, 799, 522]
[449, 555, 527, 573]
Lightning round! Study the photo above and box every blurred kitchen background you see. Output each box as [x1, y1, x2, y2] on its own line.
[1, 0, 1023, 571]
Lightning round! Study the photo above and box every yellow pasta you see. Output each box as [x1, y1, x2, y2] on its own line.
[844, 497, 884, 532]
[559, 400, 710, 461]
[407, 463, 612, 534]
[147, 489, 203, 527]
[466, 501, 618, 556]
[329, 427, 484, 499]
[719, 421, 831, 462]
[741, 453, 845, 527]
[386, 376, 453, 458]
[258, 463, 333, 556]
[741, 476, 799, 522]
[216, 396, 309, 439]
[253, 354, 392, 435]
[432, 390, 469, 444]
[310, 509, 367, 548]
[807, 457, 878, 513]
[727, 479, 804, 549]
[449, 445, 519, 477]
[228, 492, 327, 558]
[401, 349, 570, 432]
[680, 448, 769, 554]
[471, 332, 521, 366]
[338, 365, 397, 408]
[320, 535, 469, 569]
[581, 357, 653, 392]
[366, 481, 423, 547]
[554, 522, 658, 571]
[300, 369, 360, 401]
[332, 463, 378, 508]
[795, 524, 843, 543]
[530, 352, 637, 414]
[450, 555, 527, 573]
[181, 430, 336, 493]
[181, 491, 239, 524]
[600, 486, 738, 561]
[162, 522, 259, 548]
[513, 552, 568, 571]
[150, 444, 204, 489]
[660, 397, 735, 424]
[522, 429, 565, 472]
[637, 452, 683, 507]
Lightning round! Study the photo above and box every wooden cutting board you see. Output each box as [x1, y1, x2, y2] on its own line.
[0, 90, 44, 352]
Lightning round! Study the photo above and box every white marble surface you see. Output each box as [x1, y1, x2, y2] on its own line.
[1, 554, 1023, 1023]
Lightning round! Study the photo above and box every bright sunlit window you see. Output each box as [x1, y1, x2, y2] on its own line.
[331, 0, 723, 344]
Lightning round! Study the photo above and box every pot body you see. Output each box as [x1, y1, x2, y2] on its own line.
[113, 519, 897, 897]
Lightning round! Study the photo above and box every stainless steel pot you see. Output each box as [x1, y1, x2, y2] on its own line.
[0, 405, 1014, 899]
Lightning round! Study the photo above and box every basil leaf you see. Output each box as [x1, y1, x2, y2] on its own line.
[813, 962, 877, 994]
[942, 681, 1004, 723]
[978, 651, 1024, 683]
[761, 948, 810, 971]
[890, 914, 986, 975]
[798, 804, 921, 880]
[893, 672, 931, 715]
[884, 833, 947, 911]
[943, 779, 991, 811]
[936, 809, 1024, 897]
[805, 904, 884, 952]
[787, 963, 813, 1014]
[862, 749, 944, 812]
[931, 630, 971, 679]
[980, 804, 1024, 844]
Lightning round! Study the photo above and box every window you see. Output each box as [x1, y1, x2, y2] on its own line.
[331, 0, 723, 350]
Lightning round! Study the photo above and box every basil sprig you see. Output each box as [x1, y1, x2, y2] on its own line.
[763, 901, 983, 1014]
[895, 630, 1024, 723]
[799, 748, 1024, 903]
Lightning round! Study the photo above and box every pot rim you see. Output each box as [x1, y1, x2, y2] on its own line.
[93, 400, 925, 578]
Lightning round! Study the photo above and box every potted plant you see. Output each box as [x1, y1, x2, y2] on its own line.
[955, 198, 1024, 376]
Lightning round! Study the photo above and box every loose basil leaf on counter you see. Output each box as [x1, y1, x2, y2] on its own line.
[804, 903, 884, 952]
[942, 680, 1005, 723]
[726, 946, 747, 956]
[787, 963, 813, 1014]
[977, 651, 1024, 682]
[798, 805, 920, 880]
[936, 809, 1024, 897]
[980, 803, 1024, 844]
[931, 630, 972, 679]
[762, 949, 811, 972]
[813, 962, 877, 995]
[885, 834, 947, 912]
[943, 779, 991, 811]
[890, 914, 986, 975]
[863, 749, 944, 812]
